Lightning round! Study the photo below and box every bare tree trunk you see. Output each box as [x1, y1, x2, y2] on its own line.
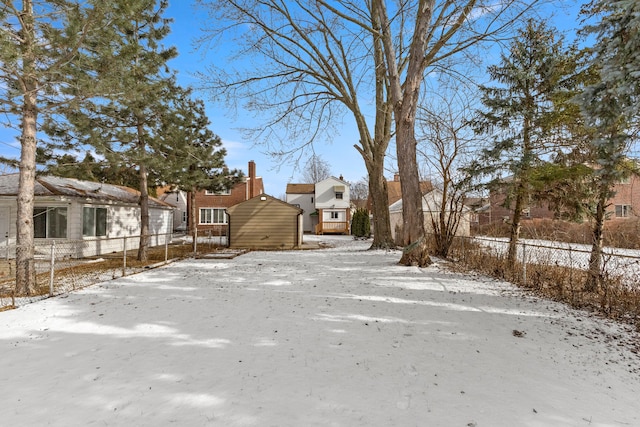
[375, 0, 434, 267]
[507, 187, 525, 264]
[15, 0, 37, 295]
[137, 121, 150, 262]
[16, 96, 38, 296]
[366, 159, 394, 248]
[586, 192, 607, 292]
[396, 120, 431, 266]
[189, 187, 198, 251]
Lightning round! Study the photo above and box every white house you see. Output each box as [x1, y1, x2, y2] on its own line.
[159, 188, 188, 231]
[286, 176, 351, 234]
[0, 174, 174, 258]
[389, 188, 471, 241]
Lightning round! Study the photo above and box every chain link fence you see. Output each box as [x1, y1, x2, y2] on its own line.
[452, 236, 640, 285]
[0, 230, 228, 310]
[446, 234, 640, 325]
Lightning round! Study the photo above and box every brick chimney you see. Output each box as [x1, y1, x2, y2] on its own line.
[248, 160, 256, 198]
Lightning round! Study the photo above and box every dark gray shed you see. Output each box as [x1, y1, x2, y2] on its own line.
[226, 194, 304, 249]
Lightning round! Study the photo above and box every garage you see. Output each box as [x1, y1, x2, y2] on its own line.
[227, 194, 304, 249]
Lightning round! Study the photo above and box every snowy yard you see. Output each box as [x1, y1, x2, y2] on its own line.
[1, 235, 639, 426]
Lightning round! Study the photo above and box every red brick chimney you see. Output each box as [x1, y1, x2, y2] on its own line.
[248, 160, 256, 198]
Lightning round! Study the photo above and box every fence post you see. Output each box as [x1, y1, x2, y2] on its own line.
[49, 241, 55, 297]
[521, 241, 527, 285]
[123, 236, 127, 277]
[164, 233, 169, 263]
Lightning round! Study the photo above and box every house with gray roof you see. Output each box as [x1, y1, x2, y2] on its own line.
[0, 174, 174, 258]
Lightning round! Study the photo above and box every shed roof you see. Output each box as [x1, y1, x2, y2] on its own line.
[285, 183, 315, 194]
[0, 174, 171, 208]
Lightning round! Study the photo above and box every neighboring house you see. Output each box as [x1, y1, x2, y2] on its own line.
[609, 174, 640, 220]
[189, 160, 264, 236]
[478, 173, 640, 226]
[0, 174, 173, 258]
[285, 183, 315, 232]
[286, 176, 351, 234]
[386, 174, 433, 206]
[158, 187, 188, 231]
[463, 196, 488, 229]
[227, 194, 303, 249]
[389, 188, 471, 241]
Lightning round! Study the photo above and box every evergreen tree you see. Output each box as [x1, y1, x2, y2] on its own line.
[351, 208, 371, 239]
[468, 19, 574, 264]
[0, 0, 114, 294]
[578, 0, 640, 291]
[157, 87, 242, 247]
[53, 0, 178, 262]
[41, 151, 141, 188]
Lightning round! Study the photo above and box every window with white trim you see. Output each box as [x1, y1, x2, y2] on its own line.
[615, 205, 632, 218]
[34, 207, 67, 238]
[200, 208, 227, 224]
[83, 207, 107, 237]
[205, 188, 231, 195]
[330, 211, 339, 219]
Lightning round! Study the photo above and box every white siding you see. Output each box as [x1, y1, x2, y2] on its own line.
[286, 192, 315, 232]
[314, 177, 350, 209]
[389, 190, 471, 240]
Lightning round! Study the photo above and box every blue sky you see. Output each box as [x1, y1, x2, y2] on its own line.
[163, 2, 368, 197]
[1, 1, 585, 197]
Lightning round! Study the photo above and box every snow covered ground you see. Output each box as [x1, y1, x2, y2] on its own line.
[1, 235, 639, 426]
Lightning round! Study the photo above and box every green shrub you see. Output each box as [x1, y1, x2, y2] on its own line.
[351, 208, 371, 238]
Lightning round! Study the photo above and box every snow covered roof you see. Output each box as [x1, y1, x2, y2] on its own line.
[0, 174, 171, 208]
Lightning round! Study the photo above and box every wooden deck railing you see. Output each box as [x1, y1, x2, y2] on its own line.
[315, 221, 349, 235]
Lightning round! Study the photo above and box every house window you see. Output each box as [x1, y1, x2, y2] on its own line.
[200, 208, 227, 224]
[330, 211, 340, 220]
[83, 207, 107, 237]
[34, 207, 67, 238]
[335, 192, 343, 200]
[615, 205, 632, 218]
[205, 188, 231, 195]
[182, 212, 187, 223]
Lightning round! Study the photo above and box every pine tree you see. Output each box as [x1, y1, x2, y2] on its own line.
[0, 1, 115, 295]
[578, 0, 640, 291]
[53, 0, 178, 262]
[469, 19, 574, 264]
[157, 87, 242, 248]
[351, 208, 371, 239]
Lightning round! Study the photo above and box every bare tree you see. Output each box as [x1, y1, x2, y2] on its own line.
[197, 0, 396, 249]
[417, 80, 478, 257]
[373, 0, 536, 266]
[300, 154, 332, 183]
[350, 178, 370, 209]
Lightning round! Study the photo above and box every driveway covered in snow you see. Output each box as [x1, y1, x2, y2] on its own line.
[1, 236, 639, 426]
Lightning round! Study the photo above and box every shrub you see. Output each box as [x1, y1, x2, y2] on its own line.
[351, 208, 371, 238]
